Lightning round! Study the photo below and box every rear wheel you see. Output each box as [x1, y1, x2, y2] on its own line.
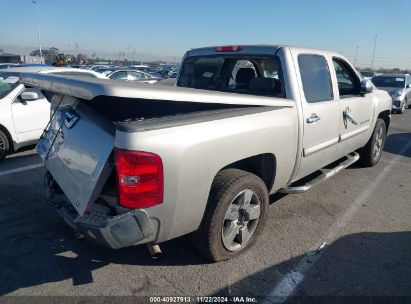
[191, 169, 268, 262]
[0, 129, 10, 161]
[359, 118, 386, 167]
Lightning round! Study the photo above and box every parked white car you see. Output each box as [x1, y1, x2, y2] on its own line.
[0, 67, 108, 161]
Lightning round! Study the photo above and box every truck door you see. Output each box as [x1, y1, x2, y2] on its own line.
[331, 57, 373, 157]
[293, 53, 341, 180]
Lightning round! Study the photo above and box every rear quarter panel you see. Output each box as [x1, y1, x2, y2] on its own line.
[115, 106, 298, 243]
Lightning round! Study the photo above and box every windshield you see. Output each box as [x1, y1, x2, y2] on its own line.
[0, 72, 20, 98]
[372, 76, 405, 88]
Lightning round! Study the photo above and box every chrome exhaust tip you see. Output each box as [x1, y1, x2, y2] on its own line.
[147, 243, 162, 259]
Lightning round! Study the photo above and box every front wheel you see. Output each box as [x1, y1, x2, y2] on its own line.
[358, 118, 386, 167]
[191, 169, 269, 262]
[0, 129, 10, 161]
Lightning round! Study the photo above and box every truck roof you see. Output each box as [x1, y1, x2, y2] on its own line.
[185, 45, 340, 57]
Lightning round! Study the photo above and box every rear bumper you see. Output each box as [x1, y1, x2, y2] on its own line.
[44, 173, 153, 249]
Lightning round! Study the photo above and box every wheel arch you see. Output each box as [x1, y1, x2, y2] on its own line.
[378, 110, 391, 132]
[220, 153, 277, 193]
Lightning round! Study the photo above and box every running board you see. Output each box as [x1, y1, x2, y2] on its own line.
[279, 152, 360, 194]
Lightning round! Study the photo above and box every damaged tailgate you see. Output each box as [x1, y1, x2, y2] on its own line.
[37, 94, 115, 216]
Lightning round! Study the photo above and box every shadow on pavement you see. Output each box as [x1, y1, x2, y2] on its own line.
[2, 179, 411, 301]
[211, 231, 411, 303]
[0, 167, 210, 296]
[0, 216, 208, 295]
[384, 133, 411, 158]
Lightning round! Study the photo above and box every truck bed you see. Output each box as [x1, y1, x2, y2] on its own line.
[24, 74, 293, 215]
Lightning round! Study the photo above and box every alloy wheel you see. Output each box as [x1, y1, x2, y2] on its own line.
[222, 189, 261, 252]
[373, 124, 384, 159]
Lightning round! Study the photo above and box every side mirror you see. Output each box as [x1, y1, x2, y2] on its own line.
[20, 91, 39, 101]
[407, 84, 411, 89]
[360, 79, 373, 94]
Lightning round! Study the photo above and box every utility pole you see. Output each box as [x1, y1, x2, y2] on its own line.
[32, 0, 42, 59]
[354, 46, 359, 68]
[371, 35, 377, 70]
[75, 42, 78, 54]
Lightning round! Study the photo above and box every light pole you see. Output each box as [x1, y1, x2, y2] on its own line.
[371, 35, 377, 70]
[354, 46, 359, 68]
[32, 0, 42, 60]
[126, 44, 136, 65]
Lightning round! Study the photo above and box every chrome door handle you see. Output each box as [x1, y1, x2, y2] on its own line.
[343, 109, 358, 125]
[307, 113, 321, 123]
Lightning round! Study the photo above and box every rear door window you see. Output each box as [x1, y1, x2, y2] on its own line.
[298, 55, 333, 103]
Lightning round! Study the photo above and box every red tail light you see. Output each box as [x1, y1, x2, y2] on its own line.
[216, 45, 243, 52]
[115, 148, 163, 209]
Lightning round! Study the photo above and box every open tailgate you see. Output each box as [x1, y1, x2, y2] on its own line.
[37, 94, 115, 216]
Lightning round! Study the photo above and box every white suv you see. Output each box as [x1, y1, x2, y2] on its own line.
[0, 67, 108, 161]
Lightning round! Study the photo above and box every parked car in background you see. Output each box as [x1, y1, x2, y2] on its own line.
[92, 66, 116, 75]
[169, 71, 178, 78]
[24, 45, 391, 261]
[128, 65, 152, 72]
[0, 63, 21, 69]
[89, 65, 111, 72]
[371, 74, 411, 114]
[360, 70, 378, 79]
[148, 72, 165, 79]
[0, 67, 108, 161]
[107, 69, 161, 83]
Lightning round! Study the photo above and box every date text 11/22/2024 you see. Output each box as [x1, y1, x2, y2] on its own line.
[149, 296, 258, 303]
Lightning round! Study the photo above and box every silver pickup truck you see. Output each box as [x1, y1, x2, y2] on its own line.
[23, 45, 391, 262]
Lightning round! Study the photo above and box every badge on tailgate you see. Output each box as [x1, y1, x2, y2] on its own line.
[64, 110, 80, 129]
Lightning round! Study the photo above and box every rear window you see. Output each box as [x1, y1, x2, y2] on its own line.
[178, 56, 284, 97]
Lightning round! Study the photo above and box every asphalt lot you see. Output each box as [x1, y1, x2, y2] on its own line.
[0, 110, 410, 303]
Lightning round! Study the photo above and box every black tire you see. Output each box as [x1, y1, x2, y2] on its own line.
[0, 129, 10, 161]
[358, 118, 386, 167]
[191, 169, 269, 262]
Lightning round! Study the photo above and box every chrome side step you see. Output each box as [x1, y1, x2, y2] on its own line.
[279, 152, 360, 194]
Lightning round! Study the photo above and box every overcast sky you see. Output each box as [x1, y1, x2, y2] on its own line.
[1, 0, 410, 68]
